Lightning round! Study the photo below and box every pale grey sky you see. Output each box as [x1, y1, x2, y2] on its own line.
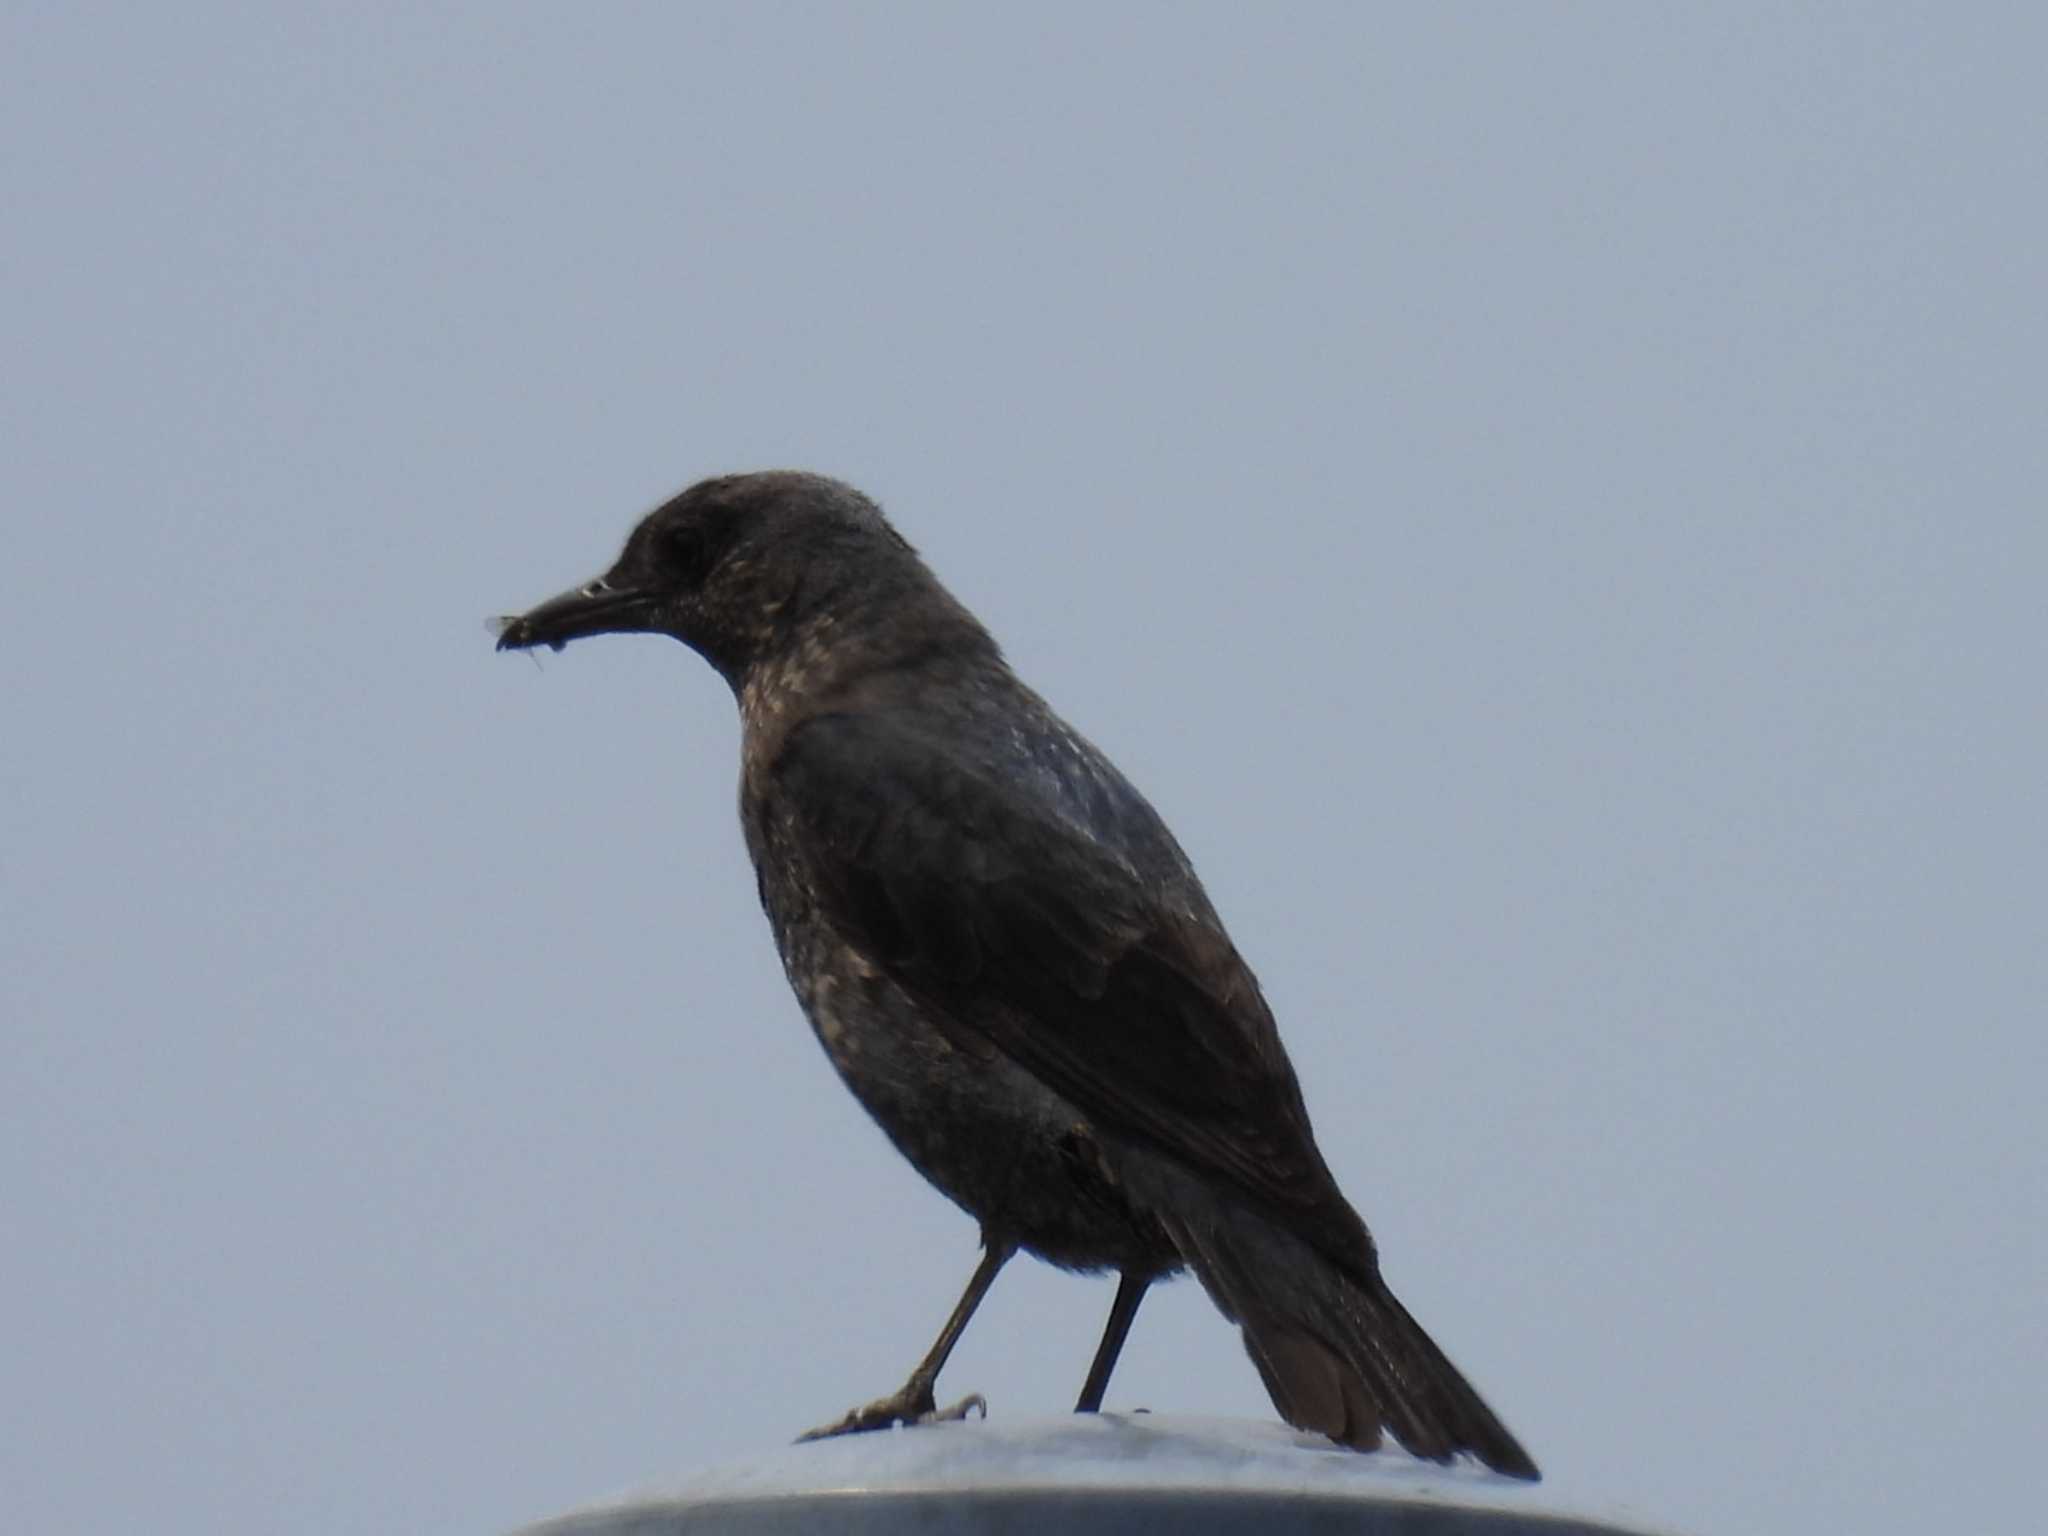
[4, 6, 2042, 1535]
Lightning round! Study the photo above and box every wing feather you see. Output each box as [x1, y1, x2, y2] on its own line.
[770, 710, 1369, 1260]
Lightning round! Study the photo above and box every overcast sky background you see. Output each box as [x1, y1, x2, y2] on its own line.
[5, 6, 2042, 1535]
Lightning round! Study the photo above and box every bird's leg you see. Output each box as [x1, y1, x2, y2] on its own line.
[798, 1238, 1016, 1441]
[1074, 1272, 1150, 1413]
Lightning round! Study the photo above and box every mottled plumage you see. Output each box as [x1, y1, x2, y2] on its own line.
[495, 470, 1537, 1479]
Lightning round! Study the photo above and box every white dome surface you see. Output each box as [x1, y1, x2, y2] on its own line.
[518, 1415, 1665, 1535]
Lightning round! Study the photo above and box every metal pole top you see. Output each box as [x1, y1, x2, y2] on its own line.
[516, 1415, 1665, 1535]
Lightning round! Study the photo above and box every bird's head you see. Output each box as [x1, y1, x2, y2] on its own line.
[494, 471, 923, 684]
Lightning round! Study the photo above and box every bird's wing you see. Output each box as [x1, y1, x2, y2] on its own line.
[770, 709, 1361, 1242]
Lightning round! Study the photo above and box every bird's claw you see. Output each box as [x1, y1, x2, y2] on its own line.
[797, 1387, 988, 1442]
[927, 1392, 987, 1424]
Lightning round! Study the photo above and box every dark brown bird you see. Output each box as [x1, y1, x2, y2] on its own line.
[495, 470, 1538, 1479]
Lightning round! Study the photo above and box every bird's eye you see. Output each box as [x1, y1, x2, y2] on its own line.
[662, 524, 713, 581]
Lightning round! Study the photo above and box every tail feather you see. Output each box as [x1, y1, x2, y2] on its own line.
[1133, 1159, 1539, 1480]
[1241, 1318, 1382, 1450]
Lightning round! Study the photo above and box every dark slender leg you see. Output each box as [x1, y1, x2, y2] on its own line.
[799, 1239, 1017, 1441]
[1074, 1272, 1150, 1413]
[903, 1240, 1014, 1395]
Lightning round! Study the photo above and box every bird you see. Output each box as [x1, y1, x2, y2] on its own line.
[494, 470, 1539, 1479]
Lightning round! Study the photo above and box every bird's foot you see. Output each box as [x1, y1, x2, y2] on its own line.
[797, 1384, 988, 1442]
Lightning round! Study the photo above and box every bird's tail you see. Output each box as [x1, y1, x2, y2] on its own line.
[1134, 1159, 1539, 1479]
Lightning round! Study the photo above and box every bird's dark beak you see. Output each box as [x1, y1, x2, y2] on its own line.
[493, 577, 659, 653]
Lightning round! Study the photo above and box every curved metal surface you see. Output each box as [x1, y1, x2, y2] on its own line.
[514, 1415, 1667, 1536]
